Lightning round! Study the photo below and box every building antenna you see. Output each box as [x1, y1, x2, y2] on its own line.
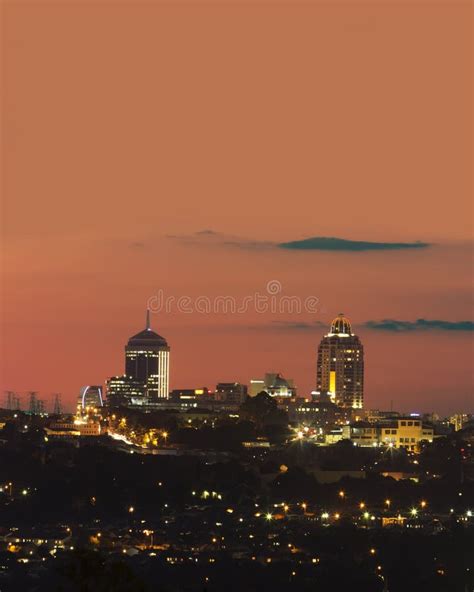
[146, 308, 151, 331]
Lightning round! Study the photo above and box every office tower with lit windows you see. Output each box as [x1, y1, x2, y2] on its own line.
[106, 375, 145, 407]
[316, 313, 364, 409]
[125, 310, 170, 400]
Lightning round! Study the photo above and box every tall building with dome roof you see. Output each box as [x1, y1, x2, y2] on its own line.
[316, 313, 364, 409]
[125, 310, 170, 400]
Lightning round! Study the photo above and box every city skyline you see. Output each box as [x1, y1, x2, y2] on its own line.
[2, 306, 472, 417]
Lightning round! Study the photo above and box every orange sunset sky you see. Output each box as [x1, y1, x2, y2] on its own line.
[1, 1, 473, 414]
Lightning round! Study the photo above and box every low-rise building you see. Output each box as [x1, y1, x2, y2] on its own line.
[106, 375, 146, 407]
[215, 383, 248, 406]
[450, 413, 471, 432]
[249, 373, 296, 399]
[170, 388, 210, 404]
[380, 417, 434, 451]
[346, 417, 434, 452]
[287, 400, 351, 431]
[345, 422, 379, 447]
[1, 528, 71, 550]
[46, 419, 102, 438]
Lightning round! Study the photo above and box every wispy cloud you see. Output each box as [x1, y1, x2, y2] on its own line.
[195, 229, 219, 236]
[269, 320, 327, 331]
[167, 230, 274, 250]
[278, 237, 430, 251]
[245, 320, 327, 332]
[364, 319, 474, 332]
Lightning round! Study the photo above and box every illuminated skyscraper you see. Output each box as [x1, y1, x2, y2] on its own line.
[125, 310, 170, 400]
[316, 314, 364, 409]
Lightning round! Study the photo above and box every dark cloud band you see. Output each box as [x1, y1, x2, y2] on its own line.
[364, 319, 474, 332]
[278, 237, 430, 251]
[254, 319, 473, 333]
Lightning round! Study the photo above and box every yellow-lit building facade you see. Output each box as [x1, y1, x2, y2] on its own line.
[347, 418, 434, 452]
[380, 418, 434, 451]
